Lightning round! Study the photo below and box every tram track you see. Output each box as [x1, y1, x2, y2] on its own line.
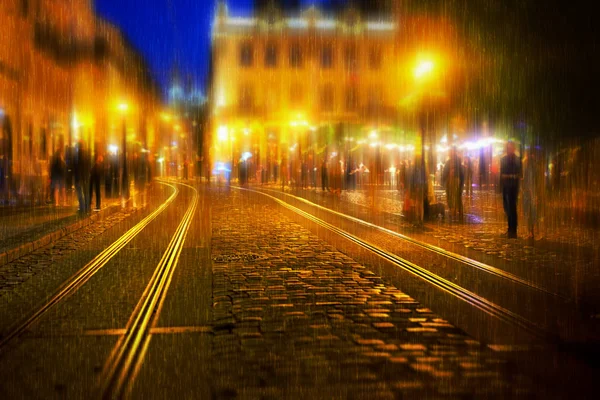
[98, 181, 199, 399]
[258, 187, 563, 299]
[0, 181, 180, 352]
[237, 186, 556, 342]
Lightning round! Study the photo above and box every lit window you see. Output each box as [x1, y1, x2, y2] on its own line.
[265, 43, 278, 68]
[345, 86, 358, 111]
[290, 83, 304, 108]
[240, 43, 253, 67]
[239, 84, 254, 112]
[345, 46, 358, 72]
[321, 46, 333, 69]
[289, 43, 303, 68]
[368, 85, 383, 112]
[320, 85, 334, 112]
[369, 47, 382, 70]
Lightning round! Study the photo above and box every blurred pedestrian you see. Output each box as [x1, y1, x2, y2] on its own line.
[479, 147, 488, 191]
[442, 147, 465, 220]
[73, 141, 90, 213]
[89, 153, 103, 211]
[321, 159, 329, 192]
[301, 160, 308, 189]
[50, 149, 66, 206]
[134, 152, 150, 208]
[464, 155, 473, 197]
[500, 141, 522, 238]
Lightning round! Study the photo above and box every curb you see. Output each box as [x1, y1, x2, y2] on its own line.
[0, 203, 123, 268]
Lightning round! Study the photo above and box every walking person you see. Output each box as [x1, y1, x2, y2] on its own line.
[442, 147, 465, 221]
[133, 152, 150, 208]
[50, 149, 66, 206]
[321, 159, 329, 192]
[73, 141, 91, 213]
[500, 141, 522, 238]
[89, 153, 103, 211]
[464, 155, 473, 197]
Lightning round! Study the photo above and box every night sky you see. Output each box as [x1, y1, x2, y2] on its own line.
[94, 1, 332, 97]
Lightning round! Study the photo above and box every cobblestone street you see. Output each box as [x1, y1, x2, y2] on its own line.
[0, 208, 135, 296]
[208, 188, 535, 399]
[269, 186, 600, 313]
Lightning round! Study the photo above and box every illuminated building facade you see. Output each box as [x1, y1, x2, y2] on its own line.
[0, 0, 159, 201]
[210, 0, 403, 182]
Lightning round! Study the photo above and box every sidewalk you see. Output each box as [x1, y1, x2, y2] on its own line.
[0, 195, 123, 267]
[259, 184, 600, 315]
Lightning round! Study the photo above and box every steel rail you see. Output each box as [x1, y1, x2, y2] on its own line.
[0, 182, 179, 351]
[257, 187, 564, 299]
[238, 187, 553, 341]
[99, 182, 198, 400]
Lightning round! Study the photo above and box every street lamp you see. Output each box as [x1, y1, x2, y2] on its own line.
[118, 102, 129, 203]
[413, 57, 438, 224]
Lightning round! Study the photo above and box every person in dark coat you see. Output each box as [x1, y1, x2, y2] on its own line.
[442, 147, 465, 220]
[89, 153, 103, 211]
[73, 141, 90, 213]
[50, 149, 66, 206]
[133, 152, 150, 208]
[321, 159, 329, 192]
[500, 141, 522, 238]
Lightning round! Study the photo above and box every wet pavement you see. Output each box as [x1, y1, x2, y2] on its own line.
[203, 187, 537, 399]
[0, 182, 598, 399]
[262, 185, 600, 318]
[0, 195, 122, 256]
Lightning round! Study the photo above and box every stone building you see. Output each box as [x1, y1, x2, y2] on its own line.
[210, 1, 402, 181]
[0, 0, 159, 202]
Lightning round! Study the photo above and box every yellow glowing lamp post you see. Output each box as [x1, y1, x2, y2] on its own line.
[413, 57, 438, 224]
[118, 102, 130, 201]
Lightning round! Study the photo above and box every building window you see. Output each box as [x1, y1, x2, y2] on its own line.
[39, 128, 48, 160]
[289, 43, 303, 68]
[367, 85, 383, 113]
[345, 46, 358, 72]
[239, 84, 254, 112]
[21, 0, 29, 18]
[290, 83, 304, 108]
[321, 45, 333, 69]
[345, 85, 358, 111]
[240, 43, 253, 67]
[320, 84, 334, 112]
[265, 43, 278, 68]
[369, 47, 382, 70]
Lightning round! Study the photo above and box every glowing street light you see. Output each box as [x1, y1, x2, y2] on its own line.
[217, 125, 229, 142]
[117, 102, 130, 202]
[414, 60, 435, 80]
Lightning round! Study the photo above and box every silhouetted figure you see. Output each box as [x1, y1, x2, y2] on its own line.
[105, 153, 118, 198]
[50, 149, 66, 206]
[321, 159, 329, 192]
[89, 154, 103, 211]
[134, 152, 150, 208]
[73, 141, 90, 213]
[501, 141, 522, 238]
[443, 147, 465, 220]
[464, 155, 473, 197]
[301, 161, 308, 189]
[479, 147, 488, 190]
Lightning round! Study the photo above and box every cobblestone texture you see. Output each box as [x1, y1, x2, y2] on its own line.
[209, 189, 534, 399]
[268, 186, 600, 305]
[0, 209, 134, 297]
